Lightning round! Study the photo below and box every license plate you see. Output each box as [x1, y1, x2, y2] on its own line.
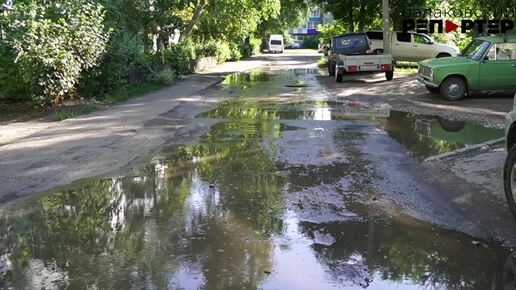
[360, 65, 377, 71]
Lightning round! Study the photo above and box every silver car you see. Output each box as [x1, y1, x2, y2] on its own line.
[503, 92, 516, 218]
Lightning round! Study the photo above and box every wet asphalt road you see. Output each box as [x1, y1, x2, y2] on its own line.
[0, 53, 516, 289]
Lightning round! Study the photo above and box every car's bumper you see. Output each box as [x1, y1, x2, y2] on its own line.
[417, 76, 439, 88]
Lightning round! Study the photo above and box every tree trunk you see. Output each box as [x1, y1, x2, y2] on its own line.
[358, 1, 366, 31]
[347, 1, 354, 32]
[180, 0, 206, 42]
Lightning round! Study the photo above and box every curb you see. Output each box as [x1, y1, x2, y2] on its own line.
[424, 137, 505, 162]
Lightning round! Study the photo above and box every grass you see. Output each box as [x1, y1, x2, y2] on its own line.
[55, 105, 96, 121]
[103, 83, 161, 105]
[395, 61, 418, 74]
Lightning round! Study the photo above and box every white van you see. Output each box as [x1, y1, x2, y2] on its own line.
[269, 35, 284, 53]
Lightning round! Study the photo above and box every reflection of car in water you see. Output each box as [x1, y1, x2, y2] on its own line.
[381, 111, 503, 159]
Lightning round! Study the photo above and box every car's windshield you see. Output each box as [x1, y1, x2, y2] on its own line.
[462, 40, 491, 60]
[333, 35, 369, 55]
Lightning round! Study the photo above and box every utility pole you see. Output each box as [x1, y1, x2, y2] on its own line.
[382, 0, 390, 54]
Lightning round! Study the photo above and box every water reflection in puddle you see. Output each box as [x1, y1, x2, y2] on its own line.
[0, 120, 511, 289]
[0, 69, 510, 289]
[199, 100, 503, 159]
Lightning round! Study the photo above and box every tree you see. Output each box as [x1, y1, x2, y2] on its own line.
[256, 0, 309, 42]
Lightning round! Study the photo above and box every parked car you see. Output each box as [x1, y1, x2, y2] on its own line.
[503, 92, 516, 218]
[418, 35, 516, 101]
[269, 34, 284, 53]
[366, 30, 459, 61]
[327, 32, 394, 82]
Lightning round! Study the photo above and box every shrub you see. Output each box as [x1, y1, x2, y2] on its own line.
[165, 41, 195, 74]
[151, 68, 176, 85]
[96, 33, 145, 91]
[303, 36, 320, 49]
[0, 44, 31, 103]
[2, 0, 110, 106]
[214, 41, 231, 63]
[229, 43, 242, 61]
[196, 41, 217, 58]
[195, 40, 232, 63]
[249, 37, 262, 55]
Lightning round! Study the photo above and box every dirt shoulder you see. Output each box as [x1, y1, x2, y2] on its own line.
[0, 55, 261, 198]
[0, 52, 319, 199]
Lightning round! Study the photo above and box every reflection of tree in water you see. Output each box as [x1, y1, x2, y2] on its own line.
[298, 219, 508, 290]
[0, 118, 290, 289]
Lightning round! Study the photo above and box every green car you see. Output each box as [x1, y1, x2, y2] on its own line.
[418, 35, 516, 101]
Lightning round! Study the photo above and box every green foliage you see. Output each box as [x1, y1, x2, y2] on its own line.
[214, 41, 232, 63]
[256, 0, 309, 42]
[164, 41, 195, 74]
[3, 0, 110, 106]
[103, 83, 160, 104]
[249, 37, 262, 55]
[317, 21, 346, 45]
[195, 40, 235, 63]
[317, 56, 327, 67]
[229, 43, 243, 60]
[0, 0, 302, 106]
[54, 105, 96, 121]
[302, 36, 320, 49]
[0, 45, 31, 102]
[151, 68, 176, 85]
[55, 111, 79, 121]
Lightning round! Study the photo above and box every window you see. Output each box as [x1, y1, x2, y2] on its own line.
[413, 34, 432, 44]
[396, 33, 411, 43]
[366, 31, 383, 40]
[495, 42, 516, 60]
[486, 45, 496, 60]
[462, 40, 491, 61]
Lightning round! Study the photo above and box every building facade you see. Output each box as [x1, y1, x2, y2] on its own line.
[290, 7, 333, 44]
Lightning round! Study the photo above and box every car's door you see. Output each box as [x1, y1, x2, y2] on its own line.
[412, 33, 436, 61]
[392, 32, 413, 61]
[479, 42, 516, 90]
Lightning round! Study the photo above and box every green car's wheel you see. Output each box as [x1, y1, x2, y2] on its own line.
[504, 145, 516, 219]
[440, 77, 467, 101]
[385, 71, 394, 81]
[425, 85, 440, 94]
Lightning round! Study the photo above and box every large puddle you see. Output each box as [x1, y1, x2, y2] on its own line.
[199, 99, 503, 159]
[0, 120, 512, 289]
[0, 70, 510, 289]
